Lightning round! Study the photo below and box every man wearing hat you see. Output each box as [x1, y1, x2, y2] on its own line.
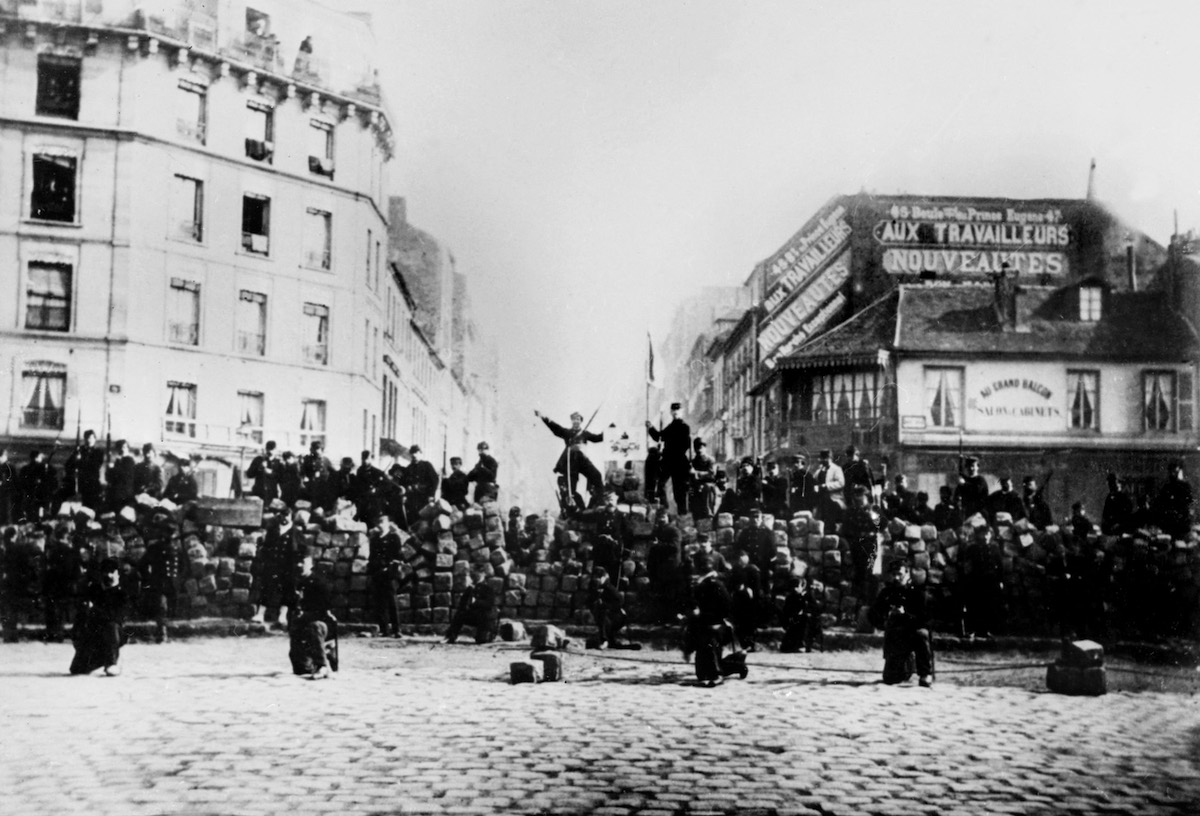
[586, 564, 630, 649]
[644, 442, 667, 505]
[646, 402, 692, 514]
[105, 440, 137, 514]
[367, 524, 406, 638]
[467, 441, 499, 504]
[812, 449, 846, 528]
[64, 429, 105, 512]
[140, 510, 186, 643]
[300, 440, 334, 511]
[441, 456, 470, 510]
[870, 560, 934, 688]
[843, 445, 874, 498]
[445, 568, 499, 644]
[761, 460, 789, 519]
[250, 500, 299, 625]
[19, 449, 58, 522]
[401, 445, 440, 521]
[164, 455, 200, 505]
[687, 438, 717, 521]
[683, 552, 747, 686]
[353, 450, 387, 524]
[288, 555, 335, 679]
[536, 409, 605, 510]
[1153, 460, 1194, 540]
[246, 441, 281, 504]
[955, 456, 990, 522]
[787, 454, 817, 516]
[133, 443, 164, 500]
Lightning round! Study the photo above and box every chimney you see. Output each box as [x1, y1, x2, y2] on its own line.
[389, 196, 407, 228]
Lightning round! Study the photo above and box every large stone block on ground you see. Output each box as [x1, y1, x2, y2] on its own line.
[499, 620, 527, 642]
[1046, 662, 1107, 696]
[531, 651, 564, 682]
[433, 573, 453, 592]
[509, 660, 542, 684]
[1061, 640, 1104, 668]
[529, 623, 570, 650]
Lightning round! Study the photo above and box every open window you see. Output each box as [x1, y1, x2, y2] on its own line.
[308, 120, 334, 177]
[171, 174, 204, 242]
[244, 100, 274, 163]
[304, 208, 332, 270]
[31, 154, 77, 222]
[241, 194, 270, 254]
[25, 261, 72, 331]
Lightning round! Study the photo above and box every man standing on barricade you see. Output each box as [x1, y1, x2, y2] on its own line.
[646, 402, 691, 515]
[441, 457, 470, 510]
[300, 441, 333, 511]
[537, 410, 605, 511]
[401, 445, 440, 521]
[467, 441, 499, 504]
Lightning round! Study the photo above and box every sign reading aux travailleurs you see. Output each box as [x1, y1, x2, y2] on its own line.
[875, 202, 1071, 277]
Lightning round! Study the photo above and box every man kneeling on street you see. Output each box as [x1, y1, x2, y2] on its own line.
[289, 555, 336, 680]
[445, 570, 498, 644]
[870, 561, 934, 688]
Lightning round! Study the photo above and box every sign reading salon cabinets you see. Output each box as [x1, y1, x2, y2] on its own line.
[966, 368, 1063, 433]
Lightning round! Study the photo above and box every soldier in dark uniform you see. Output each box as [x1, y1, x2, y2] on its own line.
[329, 457, 357, 509]
[69, 558, 127, 676]
[735, 508, 777, 597]
[727, 550, 763, 652]
[583, 490, 629, 580]
[683, 554, 747, 687]
[537, 410, 605, 510]
[955, 456, 990, 522]
[779, 574, 823, 653]
[586, 565, 629, 649]
[882, 474, 917, 521]
[250, 505, 299, 626]
[441, 457, 470, 510]
[64, 430, 105, 512]
[444, 569, 498, 644]
[931, 486, 961, 531]
[288, 555, 335, 679]
[787, 454, 817, 517]
[843, 445, 875, 499]
[1100, 473, 1134, 536]
[367, 525, 406, 638]
[646, 402, 691, 514]
[467, 441, 499, 504]
[0, 448, 14, 525]
[1022, 474, 1053, 529]
[133, 443, 164, 500]
[734, 457, 762, 515]
[1154, 461, 1194, 540]
[713, 470, 738, 516]
[644, 443, 667, 506]
[353, 450, 387, 524]
[762, 460, 789, 519]
[960, 524, 1004, 639]
[42, 527, 77, 642]
[246, 441, 281, 504]
[105, 440, 137, 513]
[299, 441, 334, 511]
[164, 455, 200, 505]
[140, 511, 186, 643]
[988, 477, 1027, 523]
[400, 446, 440, 520]
[870, 561, 934, 687]
[19, 449, 58, 522]
[646, 507, 683, 623]
[841, 486, 883, 610]
[687, 439, 717, 521]
[278, 451, 302, 507]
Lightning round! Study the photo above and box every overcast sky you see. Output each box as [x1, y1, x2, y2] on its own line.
[354, 0, 1200, 498]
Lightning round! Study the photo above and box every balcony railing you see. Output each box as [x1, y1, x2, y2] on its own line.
[237, 331, 266, 356]
[168, 322, 199, 345]
[242, 232, 269, 255]
[303, 345, 328, 366]
[21, 406, 64, 430]
[163, 417, 197, 438]
[227, 34, 281, 72]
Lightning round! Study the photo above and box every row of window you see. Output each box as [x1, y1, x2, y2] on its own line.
[922, 367, 1194, 433]
[35, 55, 338, 179]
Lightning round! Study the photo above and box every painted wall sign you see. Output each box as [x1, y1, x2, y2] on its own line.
[967, 374, 1063, 432]
[758, 253, 851, 355]
[764, 204, 852, 313]
[760, 291, 847, 371]
[874, 203, 1070, 277]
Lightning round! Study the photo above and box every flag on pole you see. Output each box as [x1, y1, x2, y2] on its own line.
[647, 332, 657, 387]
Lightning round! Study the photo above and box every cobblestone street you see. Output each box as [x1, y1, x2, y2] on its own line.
[2, 636, 1200, 816]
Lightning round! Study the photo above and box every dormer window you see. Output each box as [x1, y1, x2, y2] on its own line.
[1079, 285, 1102, 321]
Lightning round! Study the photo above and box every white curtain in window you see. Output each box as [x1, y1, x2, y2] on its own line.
[300, 400, 325, 433]
[22, 371, 64, 412]
[165, 382, 196, 418]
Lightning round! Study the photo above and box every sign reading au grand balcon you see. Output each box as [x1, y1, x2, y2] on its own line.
[875, 202, 1071, 277]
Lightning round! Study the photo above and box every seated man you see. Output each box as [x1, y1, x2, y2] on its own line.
[869, 561, 934, 688]
[586, 565, 631, 649]
[288, 555, 336, 679]
[779, 574, 823, 653]
[445, 570, 498, 644]
[70, 558, 127, 676]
